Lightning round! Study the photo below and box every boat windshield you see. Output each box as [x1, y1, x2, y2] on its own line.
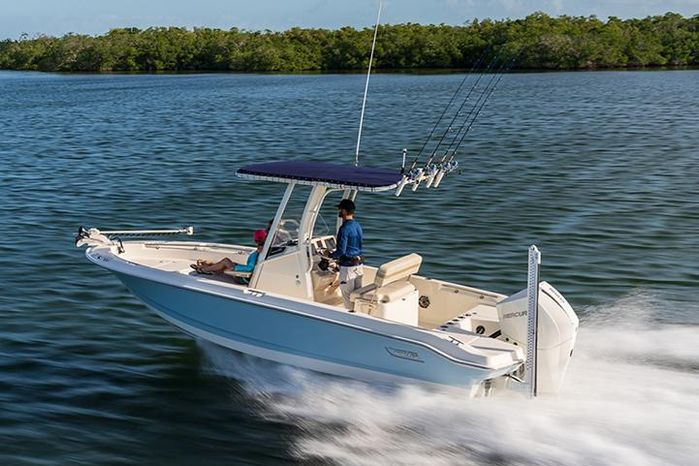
[314, 189, 345, 238]
[268, 185, 311, 254]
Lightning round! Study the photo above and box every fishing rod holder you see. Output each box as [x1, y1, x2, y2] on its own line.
[394, 160, 459, 196]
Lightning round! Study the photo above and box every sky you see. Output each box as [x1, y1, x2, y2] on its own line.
[0, 0, 697, 39]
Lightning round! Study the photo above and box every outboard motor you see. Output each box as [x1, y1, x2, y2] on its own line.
[497, 282, 579, 394]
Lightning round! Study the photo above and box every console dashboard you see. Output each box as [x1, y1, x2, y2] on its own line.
[310, 235, 336, 256]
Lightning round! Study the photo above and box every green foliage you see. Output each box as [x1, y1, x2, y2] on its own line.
[1, 13, 698, 72]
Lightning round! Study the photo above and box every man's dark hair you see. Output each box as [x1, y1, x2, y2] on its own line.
[337, 199, 356, 213]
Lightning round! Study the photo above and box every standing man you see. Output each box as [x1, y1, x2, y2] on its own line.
[329, 199, 364, 310]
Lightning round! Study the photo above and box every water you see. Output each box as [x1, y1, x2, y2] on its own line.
[1, 69, 698, 465]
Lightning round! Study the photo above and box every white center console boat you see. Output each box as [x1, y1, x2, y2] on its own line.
[76, 160, 579, 397]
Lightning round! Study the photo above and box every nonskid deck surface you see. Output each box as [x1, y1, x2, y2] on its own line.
[120, 240, 253, 274]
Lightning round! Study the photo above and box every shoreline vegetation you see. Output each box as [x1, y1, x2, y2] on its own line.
[1, 12, 697, 73]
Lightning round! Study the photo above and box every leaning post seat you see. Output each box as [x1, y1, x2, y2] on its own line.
[351, 254, 422, 325]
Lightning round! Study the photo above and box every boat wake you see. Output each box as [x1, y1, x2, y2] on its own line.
[199, 291, 699, 466]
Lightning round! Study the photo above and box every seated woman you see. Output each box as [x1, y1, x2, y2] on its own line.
[191, 229, 267, 283]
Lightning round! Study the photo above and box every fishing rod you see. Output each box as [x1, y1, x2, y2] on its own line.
[435, 56, 512, 164]
[407, 50, 499, 173]
[429, 56, 516, 189]
[406, 46, 491, 173]
[398, 54, 504, 194]
[415, 56, 506, 189]
[354, 0, 382, 167]
[394, 49, 520, 195]
[440, 47, 524, 166]
[442, 56, 516, 163]
[414, 52, 504, 172]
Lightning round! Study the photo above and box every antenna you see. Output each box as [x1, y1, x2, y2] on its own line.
[354, 0, 382, 167]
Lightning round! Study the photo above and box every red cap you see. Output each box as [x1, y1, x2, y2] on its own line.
[253, 229, 267, 245]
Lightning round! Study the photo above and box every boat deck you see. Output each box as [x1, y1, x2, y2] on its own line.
[115, 240, 506, 332]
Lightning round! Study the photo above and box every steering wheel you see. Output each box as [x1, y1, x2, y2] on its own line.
[274, 218, 299, 244]
[318, 255, 339, 272]
[280, 219, 300, 228]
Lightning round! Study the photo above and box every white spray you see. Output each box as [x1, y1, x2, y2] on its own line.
[200, 290, 699, 466]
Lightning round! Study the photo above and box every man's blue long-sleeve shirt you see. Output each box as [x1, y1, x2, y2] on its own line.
[329, 219, 363, 266]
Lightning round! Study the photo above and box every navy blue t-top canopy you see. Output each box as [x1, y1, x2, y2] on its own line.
[236, 161, 403, 192]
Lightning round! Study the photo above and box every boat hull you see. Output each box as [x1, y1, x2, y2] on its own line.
[114, 271, 511, 390]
